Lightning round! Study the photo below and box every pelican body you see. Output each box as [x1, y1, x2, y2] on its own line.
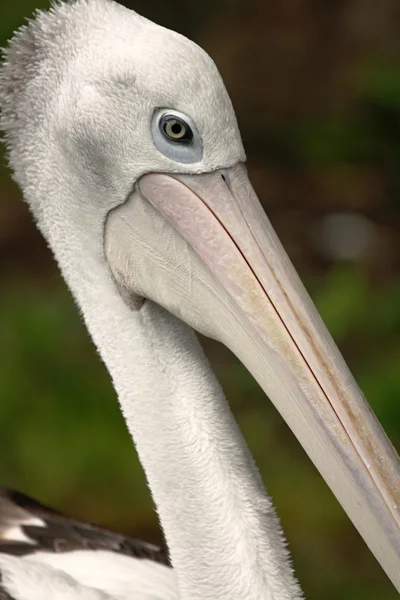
[0, 0, 399, 598]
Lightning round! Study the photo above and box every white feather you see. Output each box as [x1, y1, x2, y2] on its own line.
[0, 551, 178, 599]
[0, 555, 111, 600]
[1, 524, 41, 545]
[26, 551, 178, 599]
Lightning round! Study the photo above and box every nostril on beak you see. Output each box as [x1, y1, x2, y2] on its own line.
[220, 169, 231, 190]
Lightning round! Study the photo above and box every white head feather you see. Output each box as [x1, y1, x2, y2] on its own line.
[1, 0, 244, 222]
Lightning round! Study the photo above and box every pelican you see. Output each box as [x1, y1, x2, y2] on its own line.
[0, 0, 399, 598]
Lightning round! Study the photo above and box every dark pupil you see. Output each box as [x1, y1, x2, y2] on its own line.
[171, 123, 182, 135]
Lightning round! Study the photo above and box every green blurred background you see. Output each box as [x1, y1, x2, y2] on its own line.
[1, 0, 399, 598]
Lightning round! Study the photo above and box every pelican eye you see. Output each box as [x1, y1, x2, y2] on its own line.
[151, 108, 202, 163]
[160, 115, 193, 144]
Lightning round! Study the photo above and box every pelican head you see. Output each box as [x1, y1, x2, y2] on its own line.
[1, 0, 399, 597]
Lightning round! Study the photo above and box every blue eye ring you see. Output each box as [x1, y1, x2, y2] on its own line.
[151, 108, 203, 164]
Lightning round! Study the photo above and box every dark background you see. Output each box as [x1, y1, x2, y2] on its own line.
[1, 0, 399, 597]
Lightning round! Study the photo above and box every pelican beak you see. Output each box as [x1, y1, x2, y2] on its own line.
[105, 162, 400, 590]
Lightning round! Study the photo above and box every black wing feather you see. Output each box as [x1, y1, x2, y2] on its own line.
[0, 488, 170, 565]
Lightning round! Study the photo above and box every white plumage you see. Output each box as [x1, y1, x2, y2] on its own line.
[0, 553, 177, 600]
[1, 0, 399, 599]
